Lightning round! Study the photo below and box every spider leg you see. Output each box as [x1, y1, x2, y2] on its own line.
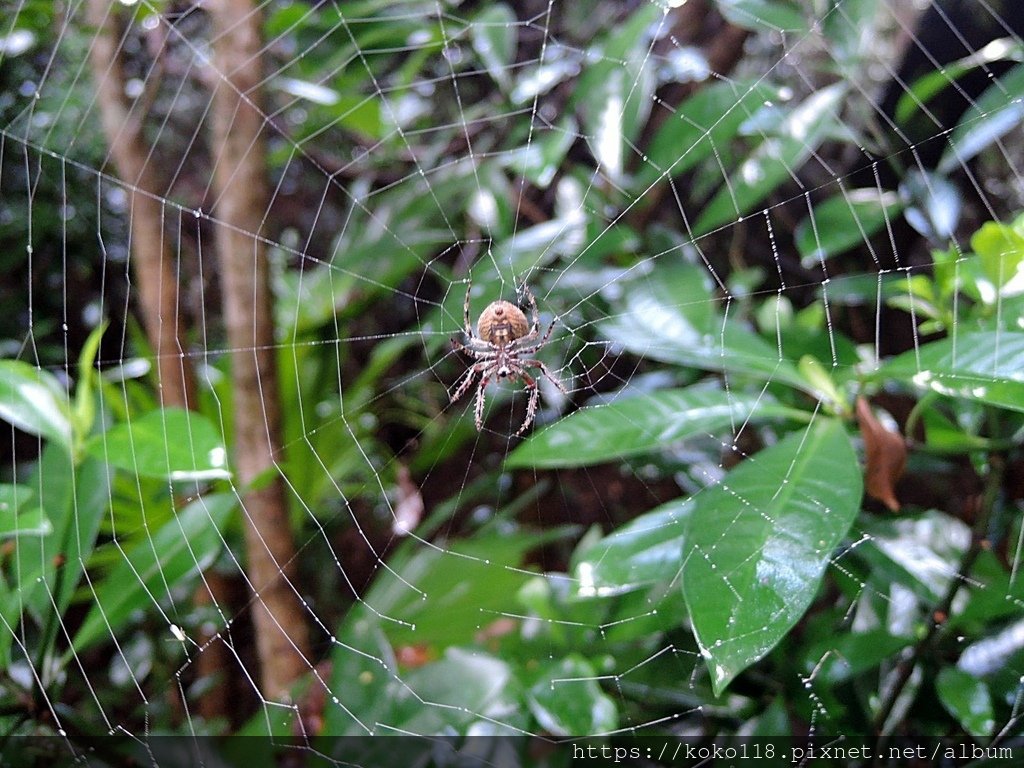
[515, 372, 540, 436]
[474, 373, 492, 431]
[463, 279, 474, 335]
[522, 360, 568, 394]
[453, 336, 500, 360]
[521, 283, 540, 336]
[510, 302, 557, 354]
[535, 315, 558, 349]
[512, 317, 557, 354]
[450, 364, 480, 403]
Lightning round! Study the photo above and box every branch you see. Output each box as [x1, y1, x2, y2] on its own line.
[85, 0, 195, 410]
[208, 0, 312, 701]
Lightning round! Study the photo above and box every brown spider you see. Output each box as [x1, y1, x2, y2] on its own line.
[450, 281, 567, 435]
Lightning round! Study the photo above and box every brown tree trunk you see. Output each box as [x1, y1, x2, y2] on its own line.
[85, 0, 195, 410]
[207, 0, 311, 701]
[86, 0, 234, 722]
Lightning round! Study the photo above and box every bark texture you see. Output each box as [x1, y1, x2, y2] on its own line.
[207, 0, 311, 701]
[86, 0, 195, 410]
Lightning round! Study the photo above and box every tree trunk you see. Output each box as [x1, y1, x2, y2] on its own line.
[207, 0, 311, 702]
[86, 0, 235, 722]
[85, 0, 195, 410]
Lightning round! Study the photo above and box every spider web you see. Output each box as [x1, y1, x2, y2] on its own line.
[1, 0, 1024, 762]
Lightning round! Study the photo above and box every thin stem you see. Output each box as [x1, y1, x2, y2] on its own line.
[903, 391, 939, 441]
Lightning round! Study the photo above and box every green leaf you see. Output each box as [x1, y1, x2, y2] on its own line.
[0, 489, 49, 536]
[795, 189, 904, 265]
[326, 94, 383, 142]
[879, 331, 1024, 414]
[503, 119, 576, 189]
[636, 79, 780, 188]
[472, 5, 516, 89]
[939, 62, 1024, 174]
[325, 612, 396, 735]
[72, 493, 236, 652]
[807, 629, 912, 684]
[0, 483, 50, 538]
[52, 459, 109, 617]
[13, 450, 103, 606]
[598, 265, 808, 392]
[900, 169, 961, 241]
[896, 40, 1024, 126]
[359, 529, 566, 650]
[575, 3, 659, 157]
[0, 449, 108, 665]
[73, 321, 107, 440]
[393, 649, 520, 734]
[970, 220, 1024, 292]
[921, 408, 989, 452]
[936, 667, 994, 739]
[85, 408, 230, 481]
[0, 359, 73, 451]
[856, 510, 969, 604]
[797, 355, 846, 414]
[821, 0, 879, 66]
[715, 0, 807, 32]
[694, 83, 847, 236]
[507, 387, 802, 468]
[955, 550, 1024, 626]
[571, 498, 693, 595]
[527, 655, 618, 736]
[682, 419, 862, 695]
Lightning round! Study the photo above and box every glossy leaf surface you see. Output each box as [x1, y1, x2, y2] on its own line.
[682, 419, 861, 695]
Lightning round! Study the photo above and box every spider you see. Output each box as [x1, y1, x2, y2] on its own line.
[450, 281, 567, 436]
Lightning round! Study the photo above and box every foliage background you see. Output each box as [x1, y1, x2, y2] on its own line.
[1, 0, 1024, 761]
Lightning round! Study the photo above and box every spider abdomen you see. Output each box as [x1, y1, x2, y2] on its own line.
[477, 300, 529, 347]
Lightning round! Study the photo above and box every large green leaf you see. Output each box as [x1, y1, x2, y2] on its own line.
[571, 498, 694, 596]
[0, 448, 109, 666]
[879, 331, 1024, 414]
[693, 83, 847, 236]
[73, 493, 236, 652]
[682, 419, 862, 695]
[0, 359, 73, 452]
[16, 450, 102, 606]
[359, 528, 568, 650]
[85, 407, 230, 481]
[598, 265, 808, 392]
[821, 0, 879, 66]
[503, 119, 576, 189]
[794, 188, 904, 265]
[389, 648, 521, 735]
[637, 79, 779, 188]
[507, 387, 802, 468]
[575, 2, 659, 177]
[939, 62, 1024, 174]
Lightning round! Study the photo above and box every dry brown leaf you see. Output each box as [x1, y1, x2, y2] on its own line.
[857, 396, 907, 512]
